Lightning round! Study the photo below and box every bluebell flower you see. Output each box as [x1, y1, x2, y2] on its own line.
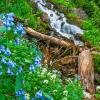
[34, 57, 41, 67]
[35, 90, 43, 99]
[15, 23, 26, 36]
[18, 66, 23, 73]
[16, 89, 25, 96]
[7, 60, 16, 67]
[0, 45, 5, 53]
[7, 68, 14, 75]
[0, 71, 2, 75]
[23, 96, 27, 100]
[4, 48, 11, 56]
[3, 19, 14, 30]
[14, 38, 20, 45]
[1, 57, 6, 64]
[7, 13, 14, 21]
[29, 64, 35, 72]
[3, 13, 14, 30]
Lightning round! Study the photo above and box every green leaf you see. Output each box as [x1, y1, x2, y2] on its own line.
[15, 73, 23, 100]
[0, 93, 6, 100]
[0, 26, 6, 33]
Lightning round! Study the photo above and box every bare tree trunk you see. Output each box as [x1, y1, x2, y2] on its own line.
[78, 49, 95, 100]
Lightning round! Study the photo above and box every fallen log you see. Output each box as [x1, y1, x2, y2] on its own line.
[26, 27, 75, 48]
[78, 49, 95, 100]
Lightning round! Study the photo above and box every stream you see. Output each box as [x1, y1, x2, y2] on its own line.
[33, 0, 84, 46]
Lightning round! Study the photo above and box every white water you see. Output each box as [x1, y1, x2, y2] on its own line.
[33, 0, 84, 46]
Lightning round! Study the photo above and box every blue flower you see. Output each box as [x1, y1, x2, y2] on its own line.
[0, 45, 5, 53]
[16, 89, 25, 96]
[29, 64, 35, 72]
[35, 90, 43, 99]
[7, 60, 16, 67]
[18, 66, 23, 73]
[23, 96, 27, 100]
[15, 23, 26, 36]
[7, 13, 14, 21]
[14, 38, 20, 45]
[3, 13, 14, 30]
[3, 19, 14, 30]
[0, 71, 2, 75]
[4, 48, 11, 56]
[7, 68, 14, 75]
[1, 57, 6, 64]
[34, 57, 41, 67]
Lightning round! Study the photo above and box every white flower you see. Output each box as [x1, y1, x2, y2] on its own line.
[83, 91, 92, 99]
[53, 90, 57, 93]
[25, 93, 30, 100]
[47, 72, 52, 76]
[51, 74, 56, 80]
[43, 80, 48, 84]
[63, 90, 68, 96]
[52, 69, 58, 74]
[42, 68, 47, 73]
[62, 97, 68, 100]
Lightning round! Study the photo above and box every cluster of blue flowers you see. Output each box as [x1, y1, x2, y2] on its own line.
[34, 56, 41, 67]
[16, 89, 25, 96]
[1, 13, 26, 36]
[0, 44, 42, 75]
[14, 23, 26, 36]
[3, 13, 14, 30]
[31, 90, 54, 100]
[0, 45, 11, 56]
[0, 45, 15, 75]
[0, 13, 43, 100]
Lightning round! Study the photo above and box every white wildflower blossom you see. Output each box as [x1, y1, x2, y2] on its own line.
[47, 72, 52, 76]
[25, 93, 30, 100]
[51, 74, 56, 80]
[63, 90, 68, 96]
[83, 91, 92, 99]
[43, 80, 48, 84]
[53, 90, 57, 94]
[62, 97, 68, 100]
[41, 68, 47, 74]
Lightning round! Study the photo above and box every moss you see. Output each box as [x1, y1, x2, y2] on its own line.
[81, 19, 100, 47]
[95, 94, 100, 100]
[93, 54, 100, 73]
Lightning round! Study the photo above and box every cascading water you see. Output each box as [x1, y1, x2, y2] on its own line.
[33, 0, 84, 46]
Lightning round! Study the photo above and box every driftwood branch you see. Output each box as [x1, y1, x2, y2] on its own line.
[26, 27, 75, 48]
[78, 49, 95, 100]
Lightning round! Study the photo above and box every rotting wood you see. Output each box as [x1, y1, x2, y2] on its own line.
[78, 49, 95, 100]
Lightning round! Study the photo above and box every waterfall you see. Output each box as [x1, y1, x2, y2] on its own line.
[33, 0, 84, 46]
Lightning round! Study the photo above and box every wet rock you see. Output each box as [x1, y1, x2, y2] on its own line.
[47, 2, 54, 9]
[41, 13, 48, 22]
[71, 8, 88, 20]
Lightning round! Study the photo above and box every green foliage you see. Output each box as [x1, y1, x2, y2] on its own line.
[0, 0, 49, 32]
[81, 19, 100, 47]
[23, 67, 84, 100]
[95, 93, 100, 100]
[0, 28, 42, 99]
[66, 80, 84, 100]
[47, 0, 75, 8]
[93, 54, 100, 73]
